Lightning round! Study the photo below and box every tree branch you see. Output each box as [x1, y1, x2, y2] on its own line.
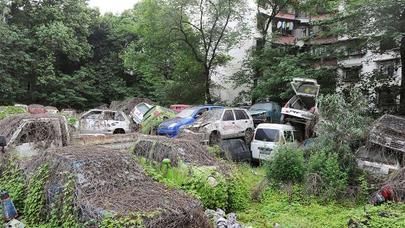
[207, 0, 231, 70]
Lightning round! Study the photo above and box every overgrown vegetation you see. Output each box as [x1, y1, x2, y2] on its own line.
[138, 157, 250, 212]
[266, 145, 305, 185]
[264, 90, 372, 200]
[0, 106, 26, 120]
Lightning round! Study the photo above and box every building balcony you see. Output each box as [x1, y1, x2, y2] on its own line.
[273, 36, 297, 45]
[275, 12, 296, 20]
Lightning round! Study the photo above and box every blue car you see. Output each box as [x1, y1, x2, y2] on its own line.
[157, 105, 223, 137]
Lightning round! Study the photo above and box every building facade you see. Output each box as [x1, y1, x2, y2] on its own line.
[214, 1, 402, 111]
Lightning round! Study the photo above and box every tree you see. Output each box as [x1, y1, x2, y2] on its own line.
[121, 0, 205, 104]
[341, 0, 405, 114]
[0, 0, 135, 109]
[172, 0, 248, 103]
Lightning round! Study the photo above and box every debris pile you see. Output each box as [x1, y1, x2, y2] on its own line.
[27, 146, 211, 227]
[205, 209, 242, 228]
[109, 97, 154, 115]
[132, 135, 230, 171]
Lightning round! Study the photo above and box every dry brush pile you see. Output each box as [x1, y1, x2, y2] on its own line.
[25, 146, 211, 227]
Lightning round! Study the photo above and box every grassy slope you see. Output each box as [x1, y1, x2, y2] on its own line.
[237, 166, 405, 228]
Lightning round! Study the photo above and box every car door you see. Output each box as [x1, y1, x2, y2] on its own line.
[220, 110, 237, 138]
[80, 110, 103, 133]
[234, 109, 250, 137]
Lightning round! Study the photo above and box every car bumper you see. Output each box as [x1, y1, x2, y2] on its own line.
[157, 128, 178, 137]
[252, 118, 266, 125]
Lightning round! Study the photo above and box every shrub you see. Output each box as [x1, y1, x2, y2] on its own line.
[267, 145, 305, 185]
[227, 174, 250, 212]
[306, 151, 348, 199]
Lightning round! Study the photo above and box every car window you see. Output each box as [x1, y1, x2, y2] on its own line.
[234, 110, 249, 120]
[255, 129, 279, 142]
[114, 112, 125, 121]
[83, 111, 102, 119]
[195, 108, 208, 119]
[284, 131, 294, 142]
[222, 110, 235, 121]
[250, 103, 272, 111]
[16, 121, 57, 144]
[103, 111, 115, 120]
[137, 104, 150, 114]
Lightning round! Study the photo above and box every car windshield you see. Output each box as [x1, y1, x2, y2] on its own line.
[255, 129, 279, 142]
[250, 103, 272, 111]
[136, 104, 151, 114]
[176, 108, 198, 118]
[199, 109, 223, 123]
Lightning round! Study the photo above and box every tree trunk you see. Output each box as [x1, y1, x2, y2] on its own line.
[399, 36, 405, 115]
[204, 68, 212, 104]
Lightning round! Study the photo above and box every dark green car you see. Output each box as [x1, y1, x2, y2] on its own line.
[248, 102, 282, 125]
[140, 106, 176, 135]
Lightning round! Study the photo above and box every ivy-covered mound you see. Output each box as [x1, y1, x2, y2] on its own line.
[26, 146, 211, 227]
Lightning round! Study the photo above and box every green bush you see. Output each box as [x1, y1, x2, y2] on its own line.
[306, 151, 348, 199]
[0, 106, 26, 120]
[267, 145, 305, 185]
[227, 174, 250, 212]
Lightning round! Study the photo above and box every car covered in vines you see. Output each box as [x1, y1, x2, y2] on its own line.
[0, 114, 70, 158]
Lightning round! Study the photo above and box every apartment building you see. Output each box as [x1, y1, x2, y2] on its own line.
[214, 1, 401, 111]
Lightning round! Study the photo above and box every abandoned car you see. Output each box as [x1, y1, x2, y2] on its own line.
[249, 102, 282, 125]
[281, 78, 320, 138]
[79, 109, 133, 134]
[169, 104, 192, 113]
[185, 108, 254, 145]
[129, 102, 153, 124]
[251, 124, 298, 161]
[157, 105, 223, 137]
[357, 115, 405, 175]
[140, 106, 176, 135]
[0, 114, 70, 158]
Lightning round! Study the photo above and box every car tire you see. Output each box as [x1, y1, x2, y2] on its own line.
[209, 131, 221, 146]
[113, 129, 125, 134]
[244, 128, 254, 144]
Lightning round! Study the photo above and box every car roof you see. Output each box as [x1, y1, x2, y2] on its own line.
[256, 123, 295, 131]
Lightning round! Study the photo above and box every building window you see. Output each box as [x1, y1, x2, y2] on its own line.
[376, 88, 397, 109]
[377, 60, 398, 77]
[273, 19, 294, 35]
[342, 67, 361, 82]
[257, 12, 268, 31]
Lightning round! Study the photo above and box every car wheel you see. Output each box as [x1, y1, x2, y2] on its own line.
[209, 131, 221, 146]
[244, 128, 254, 144]
[113, 129, 125, 134]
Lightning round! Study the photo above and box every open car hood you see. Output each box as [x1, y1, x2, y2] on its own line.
[291, 78, 320, 98]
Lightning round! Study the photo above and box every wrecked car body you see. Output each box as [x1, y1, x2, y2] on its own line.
[140, 106, 176, 135]
[185, 108, 254, 145]
[79, 109, 133, 134]
[129, 102, 153, 124]
[249, 102, 282, 125]
[281, 78, 320, 138]
[158, 105, 223, 138]
[357, 115, 405, 175]
[0, 114, 70, 158]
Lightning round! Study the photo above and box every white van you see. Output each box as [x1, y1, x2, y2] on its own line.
[251, 124, 297, 161]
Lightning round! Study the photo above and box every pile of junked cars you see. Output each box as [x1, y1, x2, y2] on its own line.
[3, 77, 403, 175]
[0, 78, 324, 164]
